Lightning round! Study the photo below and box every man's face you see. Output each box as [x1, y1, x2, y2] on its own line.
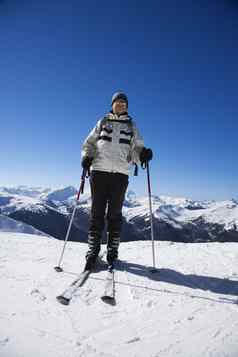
[112, 99, 128, 114]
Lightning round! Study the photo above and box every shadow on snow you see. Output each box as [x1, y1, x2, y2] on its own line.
[117, 260, 238, 301]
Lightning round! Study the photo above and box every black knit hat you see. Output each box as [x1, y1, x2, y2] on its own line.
[111, 92, 128, 107]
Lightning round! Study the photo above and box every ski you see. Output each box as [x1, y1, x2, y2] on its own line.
[56, 269, 91, 305]
[56, 252, 106, 305]
[101, 265, 116, 305]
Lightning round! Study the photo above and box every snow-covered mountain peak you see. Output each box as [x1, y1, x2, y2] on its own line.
[0, 185, 51, 198]
[0, 191, 61, 216]
[43, 186, 77, 202]
[159, 195, 212, 209]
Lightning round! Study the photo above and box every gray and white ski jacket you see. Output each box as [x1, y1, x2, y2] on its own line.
[81, 112, 144, 176]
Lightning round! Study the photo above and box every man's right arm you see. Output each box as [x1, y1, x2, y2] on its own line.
[81, 120, 101, 159]
[131, 121, 144, 165]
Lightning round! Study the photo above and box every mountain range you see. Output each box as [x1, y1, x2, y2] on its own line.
[0, 185, 238, 243]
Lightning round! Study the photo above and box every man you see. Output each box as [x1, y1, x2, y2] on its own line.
[81, 91, 153, 270]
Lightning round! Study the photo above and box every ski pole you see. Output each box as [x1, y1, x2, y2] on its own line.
[54, 168, 88, 272]
[146, 161, 158, 272]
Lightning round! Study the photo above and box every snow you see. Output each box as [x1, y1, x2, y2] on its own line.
[1, 232, 238, 357]
[0, 193, 45, 215]
[123, 194, 238, 233]
[176, 200, 238, 230]
[43, 186, 77, 202]
[0, 186, 51, 198]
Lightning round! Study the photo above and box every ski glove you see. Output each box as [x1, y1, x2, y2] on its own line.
[81, 156, 93, 170]
[140, 147, 153, 166]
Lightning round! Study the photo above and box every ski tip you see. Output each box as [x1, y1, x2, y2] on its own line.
[101, 295, 116, 306]
[56, 295, 70, 305]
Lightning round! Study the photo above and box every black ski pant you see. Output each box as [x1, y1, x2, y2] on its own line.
[86, 170, 129, 263]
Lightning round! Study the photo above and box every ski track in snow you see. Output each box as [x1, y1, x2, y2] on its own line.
[0, 232, 238, 357]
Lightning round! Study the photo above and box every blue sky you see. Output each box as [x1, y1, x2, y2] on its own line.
[0, 1, 238, 200]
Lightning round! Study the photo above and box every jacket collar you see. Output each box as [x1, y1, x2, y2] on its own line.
[107, 110, 130, 121]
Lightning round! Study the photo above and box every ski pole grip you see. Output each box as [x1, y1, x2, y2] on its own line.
[76, 168, 87, 200]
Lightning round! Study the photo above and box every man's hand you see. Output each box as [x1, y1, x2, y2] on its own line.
[81, 156, 93, 170]
[140, 147, 153, 166]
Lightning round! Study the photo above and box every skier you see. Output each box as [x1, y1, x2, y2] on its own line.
[81, 91, 153, 271]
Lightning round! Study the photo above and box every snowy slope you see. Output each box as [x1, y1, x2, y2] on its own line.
[1, 232, 238, 357]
